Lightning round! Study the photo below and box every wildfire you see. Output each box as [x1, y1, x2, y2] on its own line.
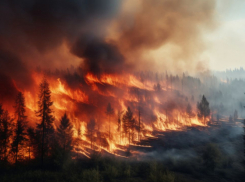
[6, 71, 210, 159]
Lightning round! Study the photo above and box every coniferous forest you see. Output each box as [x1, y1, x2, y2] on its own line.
[1, 0, 245, 182]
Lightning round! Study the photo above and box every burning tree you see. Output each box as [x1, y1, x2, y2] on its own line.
[57, 113, 73, 153]
[122, 107, 136, 144]
[197, 95, 210, 125]
[35, 78, 55, 166]
[27, 127, 36, 161]
[0, 107, 13, 161]
[106, 103, 114, 140]
[53, 113, 74, 165]
[11, 92, 28, 163]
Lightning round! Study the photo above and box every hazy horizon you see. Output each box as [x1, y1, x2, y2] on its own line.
[204, 0, 245, 71]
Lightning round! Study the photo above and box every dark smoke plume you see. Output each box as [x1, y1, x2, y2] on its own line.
[72, 35, 129, 75]
[0, 0, 217, 92]
[0, 0, 123, 78]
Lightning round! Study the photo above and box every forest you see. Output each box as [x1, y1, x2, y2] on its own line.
[0, 69, 244, 182]
[0, 0, 245, 181]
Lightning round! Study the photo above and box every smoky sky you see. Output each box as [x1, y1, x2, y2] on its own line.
[0, 0, 124, 82]
[109, 0, 217, 72]
[0, 0, 217, 91]
[71, 34, 127, 75]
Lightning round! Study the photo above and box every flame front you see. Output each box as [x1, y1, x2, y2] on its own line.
[12, 71, 210, 159]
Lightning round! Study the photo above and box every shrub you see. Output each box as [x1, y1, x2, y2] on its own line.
[82, 168, 100, 182]
[202, 143, 221, 171]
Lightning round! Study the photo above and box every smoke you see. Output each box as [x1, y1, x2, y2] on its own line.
[139, 124, 243, 164]
[0, 0, 218, 117]
[71, 34, 130, 75]
[0, 0, 217, 80]
[108, 0, 217, 73]
[0, 0, 123, 78]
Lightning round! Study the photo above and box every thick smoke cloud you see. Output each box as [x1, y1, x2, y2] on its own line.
[72, 35, 129, 75]
[0, 0, 123, 79]
[0, 0, 217, 94]
[109, 0, 216, 73]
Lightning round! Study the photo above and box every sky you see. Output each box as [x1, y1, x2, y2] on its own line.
[206, 0, 245, 71]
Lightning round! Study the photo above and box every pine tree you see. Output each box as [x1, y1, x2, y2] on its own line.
[0, 108, 13, 161]
[122, 107, 135, 144]
[11, 92, 27, 163]
[57, 113, 73, 152]
[197, 95, 210, 125]
[106, 103, 114, 140]
[35, 78, 55, 166]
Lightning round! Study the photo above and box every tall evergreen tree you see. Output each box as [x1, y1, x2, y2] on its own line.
[0, 108, 13, 161]
[106, 103, 114, 140]
[197, 95, 210, 125]
[57, 113, 73, 152]
[122, 107, 135, 144]
[36, 78, 55, 166]
[11, 92, 27, 163]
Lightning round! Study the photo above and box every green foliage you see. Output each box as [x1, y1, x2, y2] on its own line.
[149, 162, 175, 182]
[82, 168, 100, 182]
